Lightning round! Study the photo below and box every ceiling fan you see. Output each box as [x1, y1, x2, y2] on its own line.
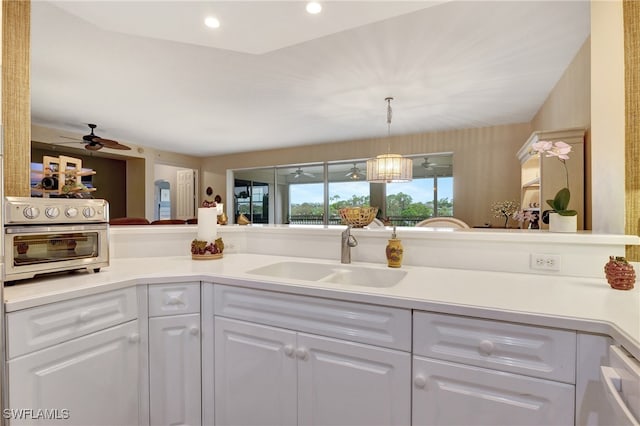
[291, 167, 315, 179]
[345, 163, 364, 180]
[60, 124, 131, 151]
[421, 157, 449, 171]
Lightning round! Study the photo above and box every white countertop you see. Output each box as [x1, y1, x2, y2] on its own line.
[4, 253, 640, 358]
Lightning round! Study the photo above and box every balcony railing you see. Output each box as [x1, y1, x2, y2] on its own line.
[288, 215, 431, 226]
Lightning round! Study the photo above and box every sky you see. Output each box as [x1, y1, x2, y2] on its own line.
[289, 177, 454, 205]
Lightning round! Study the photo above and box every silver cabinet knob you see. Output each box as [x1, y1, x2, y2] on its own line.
[295, 347, 309, 361]
[128, 333, 140, 343]
[413, 375, 427, 389]
[479, 339, 495, 356]
[189, 326, 199, 336]
[78, 310, 91, 322]
[284, 344, 295, 357]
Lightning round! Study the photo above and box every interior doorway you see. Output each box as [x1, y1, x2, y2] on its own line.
[154, 180, 171, 221]
[154, 164, 198, 220]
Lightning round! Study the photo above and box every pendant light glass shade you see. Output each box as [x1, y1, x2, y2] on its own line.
[366, 97, 413, 183]
[366, 154, 413, 183]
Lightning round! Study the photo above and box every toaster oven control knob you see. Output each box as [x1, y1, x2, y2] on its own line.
[23, 206, 40, 219]
[45, 207, 60, 219]
[65, 207, 78, 218]
[83, 207, 96, 218]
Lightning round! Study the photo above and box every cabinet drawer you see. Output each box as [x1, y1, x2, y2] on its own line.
[8, 320, 140, 426]
[412, 356, 574, 426]
[214, 284, 411, 351]
[413, 311, 576, 383]
[148, 282, 200, 317]
[6, 287, 137, 359]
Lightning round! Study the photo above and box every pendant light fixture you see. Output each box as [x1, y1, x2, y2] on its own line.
[366, 97, 413, 183]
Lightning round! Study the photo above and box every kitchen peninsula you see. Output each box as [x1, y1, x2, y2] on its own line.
[3, 225, 639, 425]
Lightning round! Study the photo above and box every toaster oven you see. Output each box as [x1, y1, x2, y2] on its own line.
[4, 197, 109, 281]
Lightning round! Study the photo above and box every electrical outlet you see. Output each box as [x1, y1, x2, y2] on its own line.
[530, 253, 561, 271]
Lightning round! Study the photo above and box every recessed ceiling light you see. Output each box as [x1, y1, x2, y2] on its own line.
[306, 2, 322, 14]
[204, 16, 220, 29]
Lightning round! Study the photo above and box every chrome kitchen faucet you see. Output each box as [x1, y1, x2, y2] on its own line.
[341, 225, 358, 264]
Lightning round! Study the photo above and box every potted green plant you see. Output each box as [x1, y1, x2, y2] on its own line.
[531, 140, 577, 232]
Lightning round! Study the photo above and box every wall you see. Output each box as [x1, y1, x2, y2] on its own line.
[531, 39, 591, 132]
[203, 122, 531, 228]
[592, 1, 626, 234]
[531, 38, 591, 228]
[32, 146, 127, 218]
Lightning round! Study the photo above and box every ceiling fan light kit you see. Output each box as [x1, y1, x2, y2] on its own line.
[366, 97, 412, 183]
[345, 163, 364, 180]
[292, 167, 314, 179]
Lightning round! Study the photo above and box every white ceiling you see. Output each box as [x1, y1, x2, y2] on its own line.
[30, 1, 591, 157]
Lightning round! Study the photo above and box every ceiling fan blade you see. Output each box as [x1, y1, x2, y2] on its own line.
[94, 138, 131, 150]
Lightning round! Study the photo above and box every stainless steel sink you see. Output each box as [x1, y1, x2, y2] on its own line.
[246, 261, 407, 288]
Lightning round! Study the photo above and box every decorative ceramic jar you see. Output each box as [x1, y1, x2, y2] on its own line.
[548, 212, 577, 233]
[604, 256, 635, 290]
[385, 239, 403, 268]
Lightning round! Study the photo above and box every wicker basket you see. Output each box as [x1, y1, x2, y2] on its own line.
[339, 207, 378, 228]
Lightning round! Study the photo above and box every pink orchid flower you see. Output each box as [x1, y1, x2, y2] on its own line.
[545, 141, 572, 160]
[531, 141, 553, 153]
[531, 140, 572, 160]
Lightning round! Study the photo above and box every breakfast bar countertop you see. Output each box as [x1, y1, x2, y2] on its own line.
[4, 253, 640, 358]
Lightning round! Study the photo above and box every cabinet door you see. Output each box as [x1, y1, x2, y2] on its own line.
[297, 333, 411, 426]
[412, 356, 574, 426]
[8, 320, 139, 426]
[214, 317, 297, 426]
[149, 314, 201, 426]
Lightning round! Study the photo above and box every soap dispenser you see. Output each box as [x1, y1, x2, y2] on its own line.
[385, 226, 403, 268]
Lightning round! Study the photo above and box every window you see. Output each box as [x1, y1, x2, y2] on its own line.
[386, 174, 453, 226]
[281, 164, 325, 224]
[231, 154, 453, 226]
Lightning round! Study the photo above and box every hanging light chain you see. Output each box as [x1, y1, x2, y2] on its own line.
[385, 96, 393, 137]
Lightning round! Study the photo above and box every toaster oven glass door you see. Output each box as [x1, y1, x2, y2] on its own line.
[11, 231, 100, 266]
[4, 224, 109, 281]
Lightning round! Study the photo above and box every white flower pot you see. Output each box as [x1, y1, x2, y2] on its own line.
[548, 212, 577, 233]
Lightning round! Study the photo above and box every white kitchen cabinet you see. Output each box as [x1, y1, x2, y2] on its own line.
[214, 317, 297, 426]
[7, 320, 140, 426]
[6, 286, 137, 359]
[413, 311, 576, 426]
[296, 331, 410, 426]
[413, 311, 576, 383]
[214, 316, 411, 426]
[148, 282, 201, 426]
[412, 356, 574, 426]
[149, 314, 201, 426]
